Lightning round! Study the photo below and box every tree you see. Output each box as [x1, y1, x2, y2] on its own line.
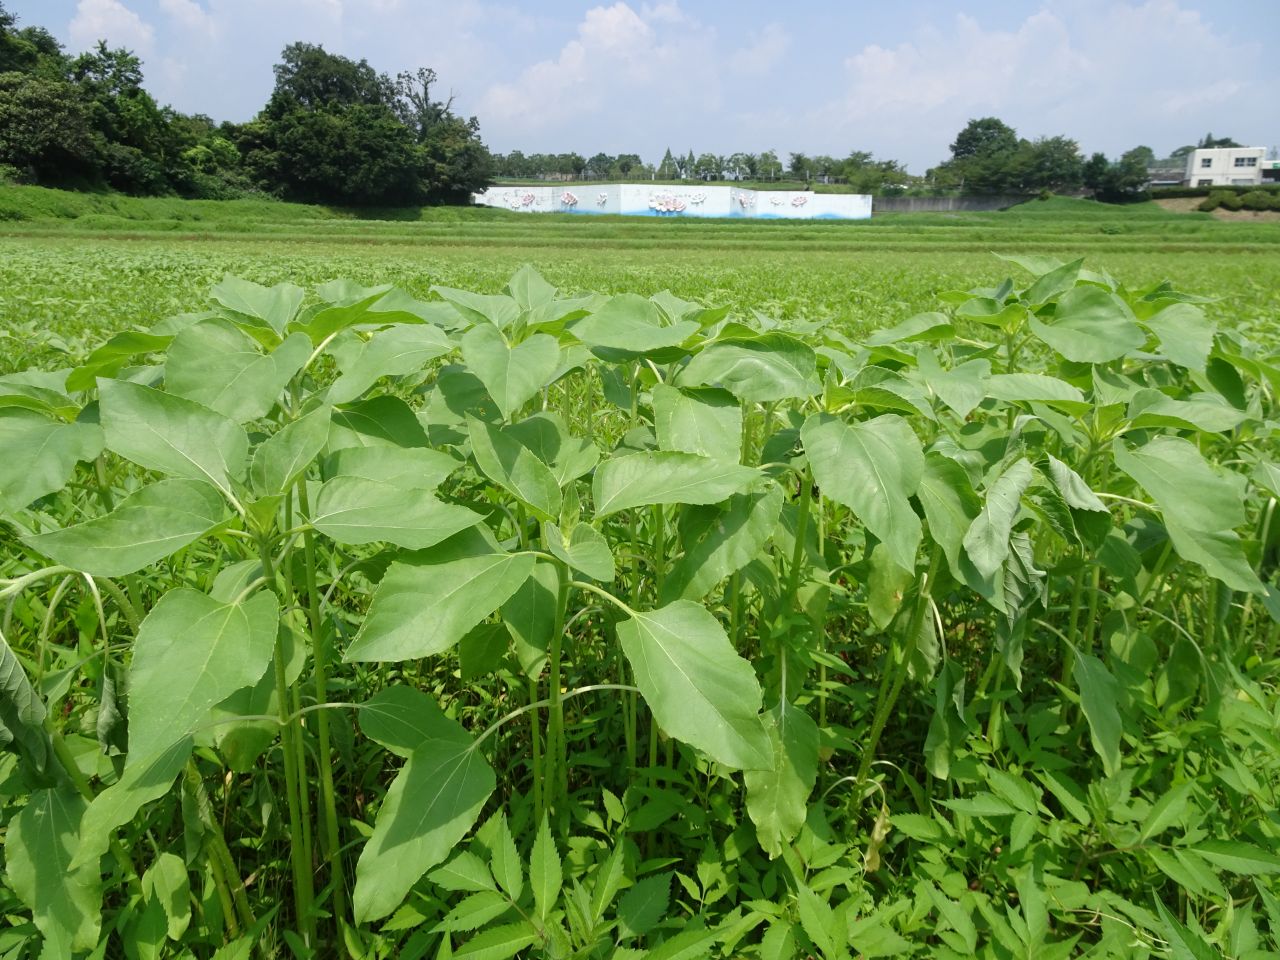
[788, 152, 811, 182]
[758, 150, 781, 181]
[418, 115, 491, 203]
[612, 153, 641, 177]
[1198, 133, 1242, 149]
[267, 42, 388, 116]
[694, 152, 721, 180]
[950, 117, 1017, 161]
[1126, 145, 1155, 168]
[657, 147, 676, 179]
[0, 72, 97, 183]
[586, 152, 613, 179]
[1016, 136, 1084, 192]
[1083, 147, 1150, 203]
[1082, 152, 1110, 192]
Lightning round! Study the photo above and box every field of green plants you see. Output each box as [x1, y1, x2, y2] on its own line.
[1, 196, 1279, 959]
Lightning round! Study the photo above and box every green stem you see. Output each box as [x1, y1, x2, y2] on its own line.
[544, 560, 571, 812]
[529, 677, 543, 820]
[295, 479, 345, 927]
[184, 761, 257, 934]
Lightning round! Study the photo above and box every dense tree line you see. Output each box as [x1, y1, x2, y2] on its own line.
[0, 2, 490, 204]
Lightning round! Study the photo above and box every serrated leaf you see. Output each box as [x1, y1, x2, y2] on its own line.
[618, 873, 671, 938]
[24, 478, 227, 577]
[545, 522, 615, 583]
[801, 413, 923, 572]
[491, 813, 522, 902]
[617, 601, 770, 770]
[530, 814, 562, 922]
[429, 852, 496, 893]
[1192, 840, 1280, 875]
[453, 921, 538, 960]
[354, 687, 496, 923]
[1155, 899, 1218, 960]
[593, 451, 759, 518]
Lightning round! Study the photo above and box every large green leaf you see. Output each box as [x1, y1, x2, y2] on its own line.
[345, 548, 535, 662]
[570, 294, 699, 353]
[502, 562, 559, 678]
[593, 451, 759, 518]
[744, 697, 820, 858]
[652, 384, 742, 462]
[24, 478, 227, 577]
[210, 275, 304, 336]
[985, 373, 1085, 408]
[963, 459, 1034, 580]
[128, 588, 279, 764]
[617, 601, 770, 769]
[328, 396, 430, 450]
[1192, 841, 1280, 876]
[461, 324, 560, 420]
[506, 264, 557, 311]
[678, 332, 819, 403]
[6, 787, 102, 954]
[0, 410, 103, 512]
[432, 286, 521, 329]
[1143, 303, 1215, 373]
[98, 378, 248, 498]
[504, 413, 599, 487]
[916, 453, 981, 580]
[467, 417, 562, 521]
[1112, 437, 1262, 593]
[66, 330, 173, 392]
[325, 444, 458, 491]
[801, 413, 923, 572]
[0, 627, 52, 778]
[1027, 285, 1145, 364]
[310, 476, 481, 549]
[353, 686, 495, 923]
[328, 324, 453, 405]
[1127, 392, 1250, 433]
[660, 484, 783, 602]
[544, 522, 615, 583]
[1073, 652, 1122, 776]
[248, 405, 331, 496]
[165, 319, 309, 421]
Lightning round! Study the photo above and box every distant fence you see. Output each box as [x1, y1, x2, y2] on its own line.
[872, 195, 1029, 213]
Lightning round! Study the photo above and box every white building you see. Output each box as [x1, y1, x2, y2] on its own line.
[1184, 146, 1267, 187]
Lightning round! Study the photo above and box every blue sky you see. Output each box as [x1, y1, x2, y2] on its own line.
[9, 0, 1279, 172]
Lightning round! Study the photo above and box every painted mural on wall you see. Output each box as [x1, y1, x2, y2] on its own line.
[471, 184, 873, 220]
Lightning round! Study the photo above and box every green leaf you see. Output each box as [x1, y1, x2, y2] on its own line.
[1073, 651, 1122, 776]
[431, 891, 511, 934]
[491, 813, 523, 902]
[0, 627, 52, 778]
[1027, 285, 1145, 363]
[1113, 437, 1263, 593]
[744, 697, 820, 857]
[1042, 454, 1107, 512]
[1128, 393, 1250, 433]
[593, 451, 759, 518]
[429, 852, 497, 893]
[643, 927, 719, 960]
[1144, 302, 1215, 372]
[210, 275, 304, 335]
[452, 921, 538, 960]
[916, 352, 989, 418]
[129, 588, 278, 764]
[506, 264, 556, 311]
[66, 329, 173, 392]
[354, 686, 496, 923]
[865, 312, 954, 345]
[328, 324, 453, 405]
[5, 786, 102, 954]
[618, 873, 671, 938]
[652, 384, 742, 462]
[0, 410, 103, 513]
[571, 294, 699, 353]
[617, 601, 770, 769]
[940, 793, 1019, 817]
[325, 444, 458, 491]
[795, 882, 842, 960]
[1192, 841, 1280, 875]
[502, 562, 559, 678]
[72, 737, 193, 870]
[504, 413, 599, 487]
[660, 484, 783, 602]
[1022, 257, 1084, 305]
[530, 814, 562, 922]
[916, 452, 981, 580]
[985, 373, 1085, 407]
[98, 378, 248, 499]
[432, 286, 521, 330]
[25, 478, 227, 577]
[963, 458, 1034, 579]
[329, 395, 430, 450]
[468, 416, 562, 521]
[142, 852, 191, 941]
[1139, 781, 1196, 841]
[311, 476, 481, 550]
[249, 405, 331, 495]
[801, 413, 923, 572]
[1155, 900, 1218, 960]
[345, 549, 535, 662]
[678, 332, 819, 403]
[166, 320, 308, 421]
[461, 324, 560, 420]
[545, 522, 615, 583]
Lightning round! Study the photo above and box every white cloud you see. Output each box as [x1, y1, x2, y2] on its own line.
[809, 1, 1264, 168]
[69, 0, 155, 54]
[729, 23, 790, 77]
[479, 1, 723, 150]
[158, 0, 215, 35]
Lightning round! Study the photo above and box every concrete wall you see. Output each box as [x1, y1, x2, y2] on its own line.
[473, 184, 872, 219]
[872, 195, 1028, 213]
[1185, 147, 1266, 188]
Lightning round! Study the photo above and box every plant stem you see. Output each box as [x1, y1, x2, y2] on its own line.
[184, 761, 257, 934]
[545, 559, 571, 812]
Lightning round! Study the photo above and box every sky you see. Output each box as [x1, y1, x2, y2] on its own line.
[9, 0, 1280, 173]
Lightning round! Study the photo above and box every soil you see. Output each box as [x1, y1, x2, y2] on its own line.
[1154, 197, 1280, 221]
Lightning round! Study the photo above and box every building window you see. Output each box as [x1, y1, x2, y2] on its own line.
[1198, 179, 1213, 187]
[1234, 157, 1258, 167]
[1201, 157, 1212, 168]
